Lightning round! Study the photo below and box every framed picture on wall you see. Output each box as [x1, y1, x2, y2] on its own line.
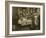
[5, 1, 45, 37]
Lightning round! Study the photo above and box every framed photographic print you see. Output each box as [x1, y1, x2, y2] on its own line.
[5, 1, 45, 37]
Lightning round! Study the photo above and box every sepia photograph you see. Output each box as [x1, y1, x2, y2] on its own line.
[12, 7, 40, 31]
